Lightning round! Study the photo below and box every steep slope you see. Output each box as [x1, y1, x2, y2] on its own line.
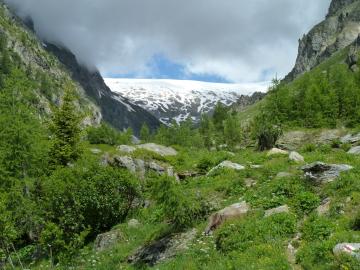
[45, 45, 160, 134]
[105, 78, 268, 124]
[285, 0, 360, 81]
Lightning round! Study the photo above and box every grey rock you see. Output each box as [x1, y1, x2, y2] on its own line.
[348, 146, 360, 154]
[128, 228, 197, 266]
[90, 148, 102, 154]
[117, 145, 136, 153]
[333, 243, 360, 260]
[207, 161, 245, 176]
[276, 172, 293, 178]
[128, 219, 140, 228]
[301, 162, 353, 183]
[250, 164, 263, 169]
[131, 135, 141, 145]
[94, 230, 123, 252]
[341, 133, 360, 144]
[317, 198, 331, 215]
[264, 205, 290, 217]
[137, 143, 177, 156]
[148, 161, 166, 174]
[267, 148, 288, 156]
[289, 151, 305, 163]
[245, 178, 257, 188]
[113, 156, 137, 173]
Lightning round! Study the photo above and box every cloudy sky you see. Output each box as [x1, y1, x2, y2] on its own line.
[6, 0, 331, 83]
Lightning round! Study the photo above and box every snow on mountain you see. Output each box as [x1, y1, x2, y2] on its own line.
[105, 78, 269, 124]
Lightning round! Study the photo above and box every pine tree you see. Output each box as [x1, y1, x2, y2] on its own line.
[49, 83, 82, 167]
[223, 114, 242, 147]
[140, 123, 150, 142]
[212, 102, 228, 131]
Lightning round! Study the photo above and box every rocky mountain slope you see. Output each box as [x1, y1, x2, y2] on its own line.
[285, 0, 360, 81]
[105, 78, 268, 124]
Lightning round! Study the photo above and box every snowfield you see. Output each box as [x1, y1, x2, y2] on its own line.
[105, 78, 269, 124]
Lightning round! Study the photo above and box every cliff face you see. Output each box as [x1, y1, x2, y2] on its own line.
[45, 44, 160, 134]
[285, 0, 360, 81]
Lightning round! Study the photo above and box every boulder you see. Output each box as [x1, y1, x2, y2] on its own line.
[137, 143, 177, 156]
[204, 201, 250, 234]
[348, 146, 360, 155]
[94, 229, 123, 252]
[316, 198, 331, 216]
[128, 229, 197, 266]
[207, 161, 245, 176]
[117, 145, 136, 153]
[301, 162, 353, 184]
[289, 151, 304, 163]
[341, 133, 360, 144]
[245, 178, 257, 188]
[113, 156, 137, 173]
[333, 243, 360, 260]
[267, 148, 288, 156]
[264, 205, 290, 217]
[128, 219, 140, 228]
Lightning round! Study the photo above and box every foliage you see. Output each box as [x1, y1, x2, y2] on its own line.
[140, 123, 151, 142]
[86, 122, 131, 145]
[49, 84, 83, 167]
[292, 191, 320, 215]
[301, 215, 334, 241]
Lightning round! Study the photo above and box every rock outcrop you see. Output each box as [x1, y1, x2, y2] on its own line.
[285, 0, 360, 81]
[264, 205, 290, 217]
[348, 146, 360, 154]
[207, 161, 245, 176]
[301, 162, 353, 183]
[289, 151, 305, 163]
[94, 230, 123, 252]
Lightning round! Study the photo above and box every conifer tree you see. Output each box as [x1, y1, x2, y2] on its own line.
[140, 123, 151, 142]
[49, 83, 82, 167]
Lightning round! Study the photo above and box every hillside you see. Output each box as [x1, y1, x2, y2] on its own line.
[105, 78, 268, 124]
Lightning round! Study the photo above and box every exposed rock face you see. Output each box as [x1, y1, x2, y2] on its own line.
[333, 243, 360, 260]
[341, 132, 360, 143]
[128, 229, 197, 266]
[301, 162, 353, 183]
[285, 0, 360, 81]
[264, 205, 290, 217]
[207, 161, 245, 176]
[204, 201, 250, 234]
[94, 229, 123, 252]
[45, 44, 160, 135]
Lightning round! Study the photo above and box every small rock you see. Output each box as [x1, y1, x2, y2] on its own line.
[250, 164, 263, 169]
[301, 162, 353, 184]
[264, 205, 289, 217]
[333, 243, 360, 261]
[267, 148, 288, 156]
[245, 178, 257, 188]
[316, 198, 331, 216]
[340, 133, 360, 144]
[90, 148, 102, 154]
[348, 146, 360, 155]
[148, 161, 165, 173]
[289, 151, 304, 163]
[94, 230, 123, 252]
[117, 145, 136, 153]
[137, 143, 177, 156]
[207, 161, 245, 176]
[128, 219, 140, 228]
[113, 156, 137, 173]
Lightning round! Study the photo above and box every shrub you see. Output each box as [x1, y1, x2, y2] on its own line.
[86, 123, 131, 145]
[292, 191, 320, 215]
[302, 215, 334, 242]
[296, 240, 335, 270]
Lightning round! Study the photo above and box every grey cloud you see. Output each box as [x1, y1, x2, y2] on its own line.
[5, 0, 331, 82]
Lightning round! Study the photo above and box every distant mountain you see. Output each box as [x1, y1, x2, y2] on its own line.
[105, 78, 269, 124]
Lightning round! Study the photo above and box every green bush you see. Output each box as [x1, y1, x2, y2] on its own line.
[302, 215, 334, 241]
[301, 143, 317, 153]
[41, 159, 139, 251]
[292, 191, 320, 215]
[86, 123, 131, 145]
[296, 240, 335, 270]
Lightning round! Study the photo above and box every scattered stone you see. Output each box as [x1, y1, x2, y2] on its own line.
[267, 148, 288, 156]
[90, 148, 102, 154]
[316, 198, 331, 216]
[289, 151, 304, 163]
[207, 161, 245, 176]
[276, 172, 293, 178]
[117, 145, 136, 153]
[204, 201, 250, 234]
[341, 133, 360, 144]
[301, 162, 353, 184]
[264, 205, 289, 217]
[137, 143, 177, 156]
[128, 229, 197, 266]
[245, 178, 257, 188]
[348, 146, 360, 155]
[250, 164, 263, 169]
[94, 229, 123, 252]
[333, 243, 360, 261]
[128, 219, 140, 228]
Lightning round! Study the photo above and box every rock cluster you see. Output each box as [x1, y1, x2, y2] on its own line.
[301, 162, 353, 184]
